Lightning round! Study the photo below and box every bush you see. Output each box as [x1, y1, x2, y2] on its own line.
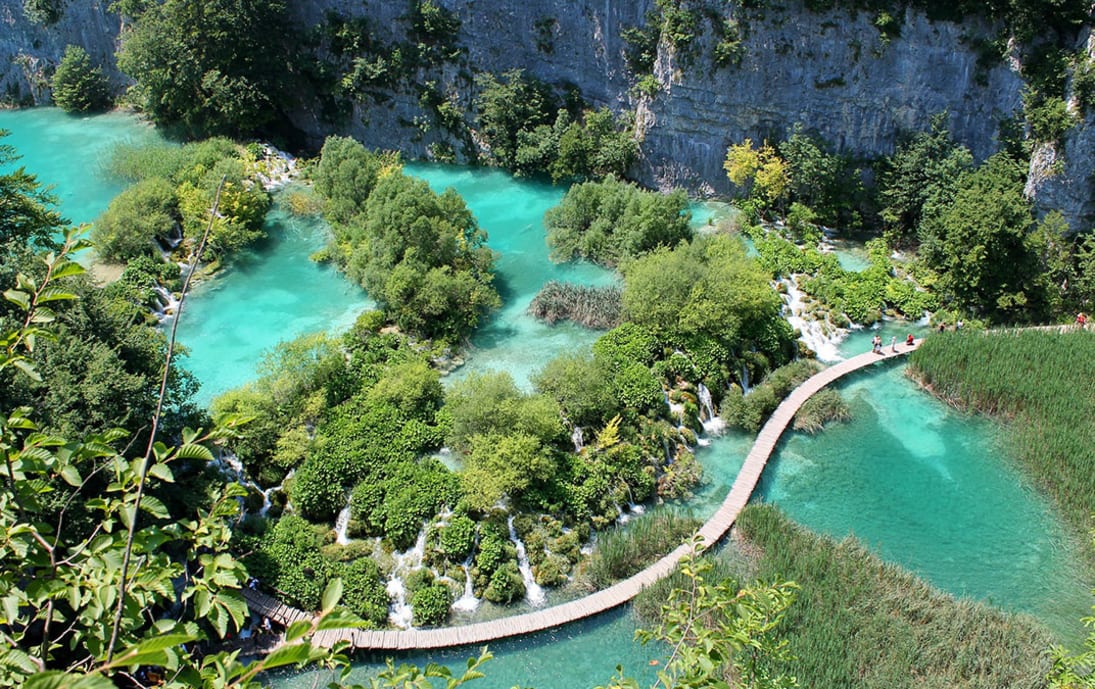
[484, 561, 526, 604]
[438, 514, 476, 560]
[51, 45, 110, 113]
[411, 584, 453, 626]
[91, 178, 177, 262]
[338, 557, 389, 627]
[792, 388, 851, 433]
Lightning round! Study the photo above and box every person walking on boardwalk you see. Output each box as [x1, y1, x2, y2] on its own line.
[872, 334, 882, 354]
[1077, 312, 1087, 328]
[890, 336, 897, 352]
[906, 333, 915, 347]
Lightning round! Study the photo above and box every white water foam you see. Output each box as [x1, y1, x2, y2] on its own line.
[780, 277, 846, 362]
[507, 516, 545, 606]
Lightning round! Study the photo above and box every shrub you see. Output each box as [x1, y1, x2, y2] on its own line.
[792, 388, 851, 433]
[51, 45, 110, 113]
[411, 584, 453, 626]
[438, 514, 476, 560]
[484, 561, 526, 604]
[338, 557, 389, 627]
[91, 177, 177, 262]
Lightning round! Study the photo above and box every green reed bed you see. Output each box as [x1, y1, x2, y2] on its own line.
[527, 280, 622, 329]
[909, 329, 1095, 536]
[634, 505, 1053, 689]
[583, 512, 700, 589]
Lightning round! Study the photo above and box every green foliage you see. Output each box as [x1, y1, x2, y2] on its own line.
[313, 136, 399, 226]
[475, 71, 635, 179]
[313, 138, 499, 343]
[461, 432, 558, 512]
[51, 45, 110, 113]
[445, 372, 565, 451]
[622, 235, 794, 363]
[528, 280, 622, 329]
[910, 330, 1095, 535]
[584, 512, 701, 589]
[22, 0, 64, 24]
[721, 360, 821, 433]
[792, 387, 851, 433]
[411, 584, 454, 626]
[116, 0, 293, 136]
[483, 561, 526, 604]
[0, 131, 65, 283]
[438, 514, 477, 560]
[545, 176, 692, 267]
[339, 557, 389, 628]
[918, 153, 1051, 322]
[877, 115, 974, 243]
[733, 504, 1054, 688]
[91, 177, 177, 262]
[246, 515, 334, 610]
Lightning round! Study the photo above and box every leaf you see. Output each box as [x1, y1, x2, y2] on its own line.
[11, 358, 41, 382]
[58, 463, 82, 487]
[258, 642, 317, 670]
[284, 620, 313, 643]
[140, 495, 170, 519]
[49, 261, 86, 280]
[175, 443, 214, 462]
[25, 672, 115, 689]
[2, 289, 30, 310]
[112, 632, 195, 668]
[147, 462, 174, 482]
[315, 609, 366, 631]
[321, 578, 343, 614]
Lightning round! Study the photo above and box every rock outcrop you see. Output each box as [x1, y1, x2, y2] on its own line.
[0, 0, 1091, 228]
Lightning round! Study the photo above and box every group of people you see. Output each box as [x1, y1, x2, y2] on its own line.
[871, 333, 916, 354]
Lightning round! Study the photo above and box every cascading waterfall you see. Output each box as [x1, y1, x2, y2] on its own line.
[571, 426, 584, 453]
[258, 472, 289, 517]
[451, 561, 480, 612]
[740, 366, 751, 394]
[387, 528, 428, 628]
[152, 285, 180, 320]
[779, 277, 845, 361]
[507, 516, 545, 606]
[696, 383, 726, 436]
[333, 496, 352, 545]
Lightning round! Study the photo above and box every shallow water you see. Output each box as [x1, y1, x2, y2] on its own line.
[0, 108, 162, 225]
[266, 606, 663, 689]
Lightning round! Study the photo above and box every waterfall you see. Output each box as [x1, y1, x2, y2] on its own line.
[333, 496, 352, 545]
[387, 527, 428, 628]
[697, 383, 726, 436]
[779, 277, 846, 361]
[507, 516, 545, 606]
[451, 562, 480, 612]
[571, 426, 584, 453]
[258, 471, 290, 517]
[152, 285, 179, 320]
[740, 366, 751, 394]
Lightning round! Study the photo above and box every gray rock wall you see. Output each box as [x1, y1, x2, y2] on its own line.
[0, 0, 123, 106]
[0, 0, 1089, 228]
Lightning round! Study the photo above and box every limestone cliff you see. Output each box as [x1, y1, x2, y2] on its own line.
[0, 0, 1091, 228]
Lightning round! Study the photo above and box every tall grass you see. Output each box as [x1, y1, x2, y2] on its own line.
[910, 330, 1095, 536]
[650, 505, 1054, 688]
[527, 280, 622, 329]
[583, 512, 700, 589]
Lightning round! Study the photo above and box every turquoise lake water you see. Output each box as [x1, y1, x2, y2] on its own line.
[2, 109, 1091, 686]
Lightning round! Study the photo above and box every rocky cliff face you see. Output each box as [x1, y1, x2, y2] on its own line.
[0, 0, 1091, 228]
[0, 0, 123, 105]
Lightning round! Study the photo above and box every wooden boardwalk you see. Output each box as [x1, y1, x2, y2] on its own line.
[249, 339, 921, 651]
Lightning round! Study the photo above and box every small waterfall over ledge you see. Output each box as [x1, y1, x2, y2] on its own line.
[387, 528, 428, 628]
[697, 383, 726, 436]
[507, 516, 545, 606]
[451, 561, 480, 612]
[333, 496, 352, 545]
[779, 277, 846, 361]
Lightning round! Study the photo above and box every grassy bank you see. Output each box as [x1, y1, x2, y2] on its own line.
[636, 505, 1055, 688]
[909, 329, 1095, 536]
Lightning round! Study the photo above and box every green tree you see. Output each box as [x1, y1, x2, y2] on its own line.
[545, 176, 692, 267]
[877, 116, 974, 243]
[51, 45, 110, 113]
[91, 177, 177, 262]
[313, 136, 399, 226]
[462, 432, 557, 511]
[919, 153, 1050, 321]
[475, 70, 556, 169]
[724, 139, 789, 214]
[116, 0, 293, 136]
